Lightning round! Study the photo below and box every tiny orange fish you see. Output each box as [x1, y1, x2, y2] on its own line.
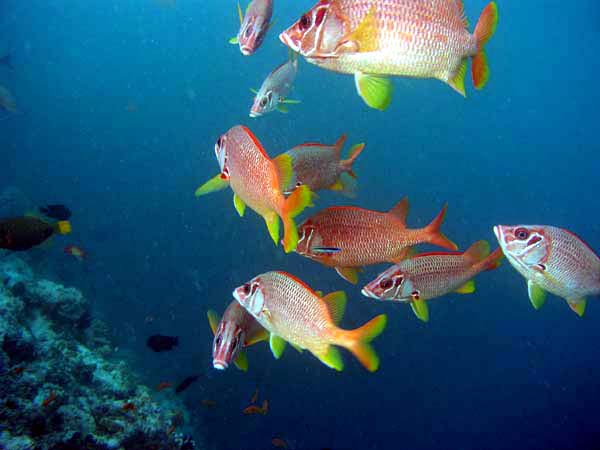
[156, 381, 172, 391]
[272, 438, 288, 449]
[166, 424, 176, 436]
[42, 392, 57, 408]
[10, 366, 24, 376]
[243, 405, 264, 415]
[250, 388, 259, 404]
[201, 399, 217, 408]
[64, 245, 86, 261]
[122, 402, 136, 412]
[261, 399, 269, 414]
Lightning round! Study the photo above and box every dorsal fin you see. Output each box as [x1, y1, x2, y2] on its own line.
[455, 0, 469, 28]
[207, 310, 220, 335]
[321, 291, 347, 325]
[333, 134, 347, 158]
[463, 240, 490, 264]
[388, 197, 409, 225]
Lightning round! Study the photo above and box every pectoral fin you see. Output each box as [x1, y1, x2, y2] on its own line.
[207, 310, 220, 335]
[455, 280, 475, 294]
[195, 174, 229, 197]
[229, 36, 239, 44]
[280, 99, 301, 104]
[527, 280, 547, 310]
[354, 72, 393, 111]
[233, 193, 246, 217]
[245, 327, 269, 346]
[410, 299, 429, 322]
[567, 298, 586, 317]
[233, 351, 249, 371]
[269, 334, 287, 359]
[335, 267, 362, 284]
[277, 104, 289, 113]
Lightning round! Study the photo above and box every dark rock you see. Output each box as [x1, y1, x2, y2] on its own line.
[29, 415, 48, 437]
[76, 310, 92, 330]
[48, 432, 111, 450]
[2, 333, 35, 363]
[10, 281, 26, 297]
[74, 362, 96, 384]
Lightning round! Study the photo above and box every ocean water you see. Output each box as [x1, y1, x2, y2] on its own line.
[1, 0, 600, 449]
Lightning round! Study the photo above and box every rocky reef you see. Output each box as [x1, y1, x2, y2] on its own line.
[0, 255, 197, 450]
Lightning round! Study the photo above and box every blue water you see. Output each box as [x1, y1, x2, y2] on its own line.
[2, 0, 600, 449]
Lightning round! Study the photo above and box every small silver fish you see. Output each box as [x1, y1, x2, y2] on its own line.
[250, 53, 300, 117]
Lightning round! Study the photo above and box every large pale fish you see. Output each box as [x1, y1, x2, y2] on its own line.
[494, 225, 600, 317]
[362, 240, 503, 321]
[230, 0, 274, 56]
[250, 52, 300, 117]
[208, 300, 269, 371]
[194, 125, 313, 253]
[279, 0, 499, 110]
[233, 271, 387, 371]
[295, 197, 457, 284]
[274, 134, 364, 197]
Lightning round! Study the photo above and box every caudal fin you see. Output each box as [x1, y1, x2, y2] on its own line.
[472, 2, 499, 89]
[424, 204, 457, 251]
[281, 185, 313, 253]
[340, 142, 365, 177]
[339, 314, 387, 372]
[481, 247, 504, 271]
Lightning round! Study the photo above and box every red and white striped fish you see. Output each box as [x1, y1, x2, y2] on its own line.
[362, 240, 503, 321]
[494, 225, 600, 317]
[230, 0, 274, 56]
[207, 301, 268, 371]
[279, 0, 499, 110]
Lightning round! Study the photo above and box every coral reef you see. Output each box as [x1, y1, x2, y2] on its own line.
[0, 255, 198, 450]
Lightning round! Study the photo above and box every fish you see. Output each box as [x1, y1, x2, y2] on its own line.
[362, 241, 503, 321]
[10, 366, 25, 376]
[494, 225, 600, 317]
[0, 85, 16, 113]
[230, 0, 274, 55]
[207, 300, 269, 371]
[200, 399, 217, 408]
[250, 52, 300, 117]
[146, 334, 179, 352]
[272, 438, 288, 449]
[194, 125, 313, 253]
[39, 204, 72, 221]
[295, 197, 457, 284]
[250, 387, 259, 404]
[0, 217, 71, 251]
[175, 374, 200, 394]
[42, 392, 57, 408]
[261, 399, 269, 413]
[279, 0, 499, 110]
[64, 245, 86, 261]
[274, 134, 364, 198]
[156, 381, 172, 391]
[242, 404, 266, 415]
[233, 271, 387, 371]
[122, 402, 136, 412]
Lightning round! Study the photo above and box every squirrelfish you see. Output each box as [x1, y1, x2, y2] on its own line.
[230, 0, 273, 55]
[275, 134, 364, 198]
[295, 197, 457, 284]
[279, 0, 499, 110]
[207, 300, 269, 371]
[64, 245, 86, 261]
[250, 53, 300, 117]
[233, 271, 387, 371]
[194, 125, 313, 253]
[494, 225, 600, 317]
[362, 240, 503, 321]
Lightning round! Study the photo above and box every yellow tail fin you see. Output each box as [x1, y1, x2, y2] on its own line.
[56, 221, 71, 235]
[472, 2, 498, 89]
[339, 314, 387, 372]
[281, 185, 313, 253]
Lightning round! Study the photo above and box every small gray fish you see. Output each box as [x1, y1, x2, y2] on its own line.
[250, 53, 300, 117]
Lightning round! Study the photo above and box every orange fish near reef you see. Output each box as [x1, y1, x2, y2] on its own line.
[64, 245, 86, 261]
[195, 125, 313, 253]
[250, 388, 259, 404]
[243, 404, 267, 415]
[122, 402, 136, 412]
[295, 197, 457, 284]
[362, 241, 503, 321]
[42, 392, 57, 408]
[208, 300, 269, 371]
[272, 438, 288, 449]
[234, 271, 387, 371]
[156, 381, 172, 391]
[279, 0, 499, 110]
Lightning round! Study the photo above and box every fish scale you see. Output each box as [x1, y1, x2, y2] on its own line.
[321, 0, 475, 80]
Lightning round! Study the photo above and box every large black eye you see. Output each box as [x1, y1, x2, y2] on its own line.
[394, 276, 404, 287]
[244, 25, 252, 38]
[260, 97, 267, 107]
[216, 136, 222, 147]
[215, 335, 222, 346]
[515, 227, 530, 240]
[242, 283, 251, 295]
[379, 278, 393, 290]
[299, 14, 311, 30]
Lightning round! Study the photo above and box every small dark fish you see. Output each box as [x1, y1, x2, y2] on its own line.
[146, 334, 179, 352]
[39, 204, 72, 220]
[0, 217, 71, 251]
[0, 53, 12, 70]
[175, 374, 200, 394]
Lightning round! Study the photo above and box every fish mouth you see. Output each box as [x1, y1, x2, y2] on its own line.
[361, 287, 378, 299]
[493, 225, 503, 243]
[240, 46, 253, 56]
[249, 110, 260, 118]
[213, 360, 228, 370]
[279, 32, 300, 53]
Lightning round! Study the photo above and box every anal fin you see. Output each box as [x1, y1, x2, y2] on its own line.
[410, 299, 429, 322]
[335, 267, 362, 284]
[567, 298, 586, 317]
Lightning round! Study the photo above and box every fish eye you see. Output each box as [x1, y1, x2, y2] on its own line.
[260, 97, 268, 107]
[250, 283, 259, 295]
[394, 276, 404, 287]
[299, 14, 311, 31]
[295, 181, 302, 187]
[215, 335, 222, 346]
[514, 227, 530, 240]
[244, 24, 252, 38]
[242, 283, 251, 295]
[379, 278, 393, 290]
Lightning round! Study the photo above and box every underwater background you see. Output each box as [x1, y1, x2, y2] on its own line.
[1, 0, 600, 449]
